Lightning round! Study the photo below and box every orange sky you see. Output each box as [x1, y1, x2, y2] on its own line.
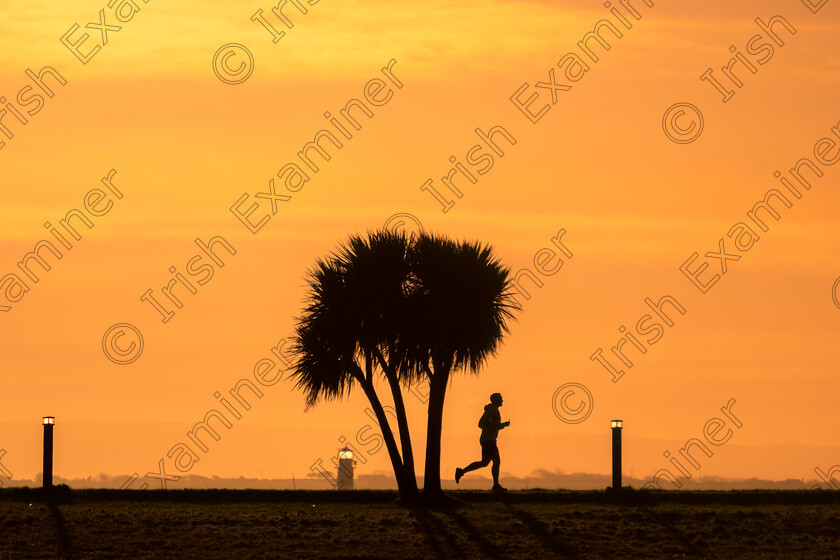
[1, 0, 839, 490]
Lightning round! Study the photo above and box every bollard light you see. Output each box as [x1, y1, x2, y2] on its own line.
[611, 419, 622, 491]
[42, 416, 55, 488]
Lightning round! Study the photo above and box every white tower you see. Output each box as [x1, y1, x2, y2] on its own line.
[336, 446, 356, 490]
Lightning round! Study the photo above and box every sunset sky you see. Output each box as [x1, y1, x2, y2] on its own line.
[1, 0, 839, 490]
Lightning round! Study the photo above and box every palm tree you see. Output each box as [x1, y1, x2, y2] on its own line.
[405, 233, 518, 499]
[337, 232, 421, 496]
[290, 229, 517, 502]
[289, 232, 420, 500]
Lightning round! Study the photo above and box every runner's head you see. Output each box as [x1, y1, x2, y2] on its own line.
[490, 393, 503, 406]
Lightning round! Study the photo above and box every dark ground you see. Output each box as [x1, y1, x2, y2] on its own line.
[0, 488, 838, 559]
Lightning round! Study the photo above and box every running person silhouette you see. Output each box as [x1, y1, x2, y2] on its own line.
[455, 393, 510, 491]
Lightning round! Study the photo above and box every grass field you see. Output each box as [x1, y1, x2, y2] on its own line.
[1, 488, 838, 559]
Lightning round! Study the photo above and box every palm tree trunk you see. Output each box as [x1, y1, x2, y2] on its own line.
[374, 347, 419, 498]
[421, 371, 449, 497]
[385, 373, 419, 496]
[358, 377, 411, 496]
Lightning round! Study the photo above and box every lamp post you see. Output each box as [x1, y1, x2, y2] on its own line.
[611, 419, 622, 491]
[43, 416, 55, 489]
